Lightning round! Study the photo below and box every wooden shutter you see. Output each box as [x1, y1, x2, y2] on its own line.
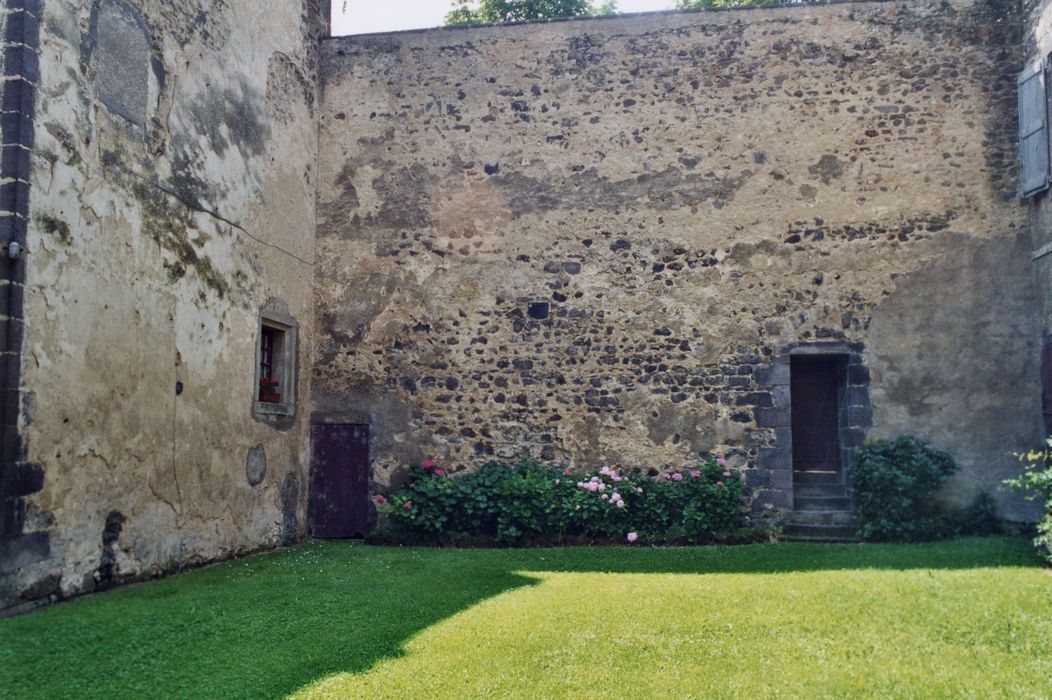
[1019, 60, 1050, 198]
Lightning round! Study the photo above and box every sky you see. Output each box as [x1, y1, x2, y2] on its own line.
[331, 0, 677, 36]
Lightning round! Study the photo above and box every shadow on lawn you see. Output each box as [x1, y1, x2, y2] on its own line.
[0, 544, 542, 700]
[0, 537, 1041, 700]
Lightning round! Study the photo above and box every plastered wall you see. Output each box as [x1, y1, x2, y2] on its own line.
[0, 0, 325, 612]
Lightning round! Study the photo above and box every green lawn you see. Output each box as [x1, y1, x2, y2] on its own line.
[1, 538, 1049, 699]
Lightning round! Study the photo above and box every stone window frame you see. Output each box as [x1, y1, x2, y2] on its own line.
[253, 310, 297, 418]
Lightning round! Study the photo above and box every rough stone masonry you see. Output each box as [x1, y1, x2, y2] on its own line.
[0, 0, 1047, 613]
[314, 0, 1041, 519]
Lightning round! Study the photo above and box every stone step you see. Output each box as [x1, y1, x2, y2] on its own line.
[784, 533, 862, 544]
[793, 470, 844, 486]
[793, 484, 851, 499]
[783, 523, 860, 542]
[787, 509, 858, 527]
[793, 495, 853, 511]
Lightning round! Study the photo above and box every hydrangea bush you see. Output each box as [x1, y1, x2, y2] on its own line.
[374, 458, 745, 546]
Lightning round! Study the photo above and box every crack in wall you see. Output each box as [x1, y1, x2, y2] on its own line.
[87, 155, 316, 270]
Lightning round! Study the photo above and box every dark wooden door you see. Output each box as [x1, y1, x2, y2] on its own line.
[1042, 341, 1052, 436]
[310, 423, 369, 538]
[790, 357, 842, 473]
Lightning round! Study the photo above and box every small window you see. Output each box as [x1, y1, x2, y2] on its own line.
[254, 311, 297, 416]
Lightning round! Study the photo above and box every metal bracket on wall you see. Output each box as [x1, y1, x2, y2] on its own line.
[1031, 240, 1052, 261]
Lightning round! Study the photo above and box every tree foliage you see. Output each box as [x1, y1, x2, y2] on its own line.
[1004, 440, 1052, 563]
[675, 0, 808, 8]
[446, 0, 616, 27]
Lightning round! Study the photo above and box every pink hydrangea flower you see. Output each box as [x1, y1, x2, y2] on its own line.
[635, 487, 644, 494]
[563, 468, 574, 477]
[580, 479, 606, 493]
[403, 501, 413, 510]
[601, 494, 609, 500]
[375, 495, 387, 506]
[690, 470, 702, 478]
[422, 459, 436, 469]
[616, 500, 626, 509]
[660, 472, 672, 480]
[716, 481, 724, 487]
[627, 532, 638, 543]
[671, 472, 684, 481]
[723, 470, 732, 477]
[717, 458, 726, 467]
[434, 468, 446, 476]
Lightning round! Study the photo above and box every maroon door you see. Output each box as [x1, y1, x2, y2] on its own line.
[790, 357, 843, 474]
[1042, 341, 1052, 436]
[310, 423, 369, 538]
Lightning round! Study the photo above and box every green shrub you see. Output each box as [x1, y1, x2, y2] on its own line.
[1004, 440, 1052, 564]
[957, 491, 1004, 536]
[935, 491, 1005, 539]
[852, 436, 957, 542]
[377, 458, 744, 546]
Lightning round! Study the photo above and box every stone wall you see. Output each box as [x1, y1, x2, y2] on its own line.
[0, 0, 45, 610]
[315, 0, 1042, 520]
[0, 0, 325, 613]
[1024, 0, 1052, 358]
[1, 0, 1043, 614]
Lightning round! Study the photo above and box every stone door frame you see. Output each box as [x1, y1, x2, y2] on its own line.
[754, 341, 872, 513]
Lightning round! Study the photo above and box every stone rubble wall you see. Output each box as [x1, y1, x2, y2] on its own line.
[315, 0, 1041, 521]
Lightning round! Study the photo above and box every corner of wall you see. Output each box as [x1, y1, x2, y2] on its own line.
[0, 0, 45, 615]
